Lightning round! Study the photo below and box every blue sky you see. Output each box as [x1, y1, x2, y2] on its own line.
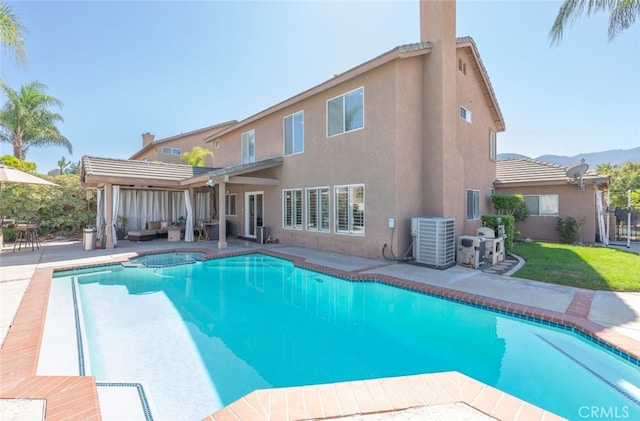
[1, 0, 638, 173]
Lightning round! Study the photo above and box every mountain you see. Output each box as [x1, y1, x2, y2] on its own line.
[498, 147, 640, 167]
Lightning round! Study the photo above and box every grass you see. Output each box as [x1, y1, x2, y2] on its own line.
[511, 241, 640, 292]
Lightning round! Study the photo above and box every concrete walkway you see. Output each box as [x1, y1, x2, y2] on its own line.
[1, 238, 639, 420]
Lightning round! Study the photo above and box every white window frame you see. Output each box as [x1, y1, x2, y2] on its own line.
[162, 146, 181, 155]
[225, 193, 236, 216]
[466, 189, 480, 220]
[524, 194, 559, 216]
[284, 111, 304, 156]
[460, 106, 472, 124]
[489, 131, 497, 160]
[282, 188, 303, 230]
[241, 129, 255, 164]
[327, 87, 364, 137]
[334, 184, 365, 236]
[306, 187, 330, 232]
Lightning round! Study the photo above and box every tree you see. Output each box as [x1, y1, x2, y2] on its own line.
[491, 194, 529, 222]
[549, 0, 640, 44]
[0, 1, 26, 65]
[596, 162, 614, 174]
[57, 156, 71, 174]
[0, 81, 72, 160]
[181, 146, 213, 167]
[608, 162, 640, 208]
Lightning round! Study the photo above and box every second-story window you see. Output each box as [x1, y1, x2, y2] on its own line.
[284, 111, 304, 155]
[241, 129, 255, 164]
[327, 87, 364, 137]
[162, 147, 181, 155]
[489, 131, 497, 160]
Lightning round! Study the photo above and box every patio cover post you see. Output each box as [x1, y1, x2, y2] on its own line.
[217, 180, 227, 249]
[104, 184, 115, 249]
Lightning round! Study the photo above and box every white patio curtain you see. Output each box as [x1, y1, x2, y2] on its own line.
[171, 191, 186, 224]
[195, 191, 211, 221]
[184, 189, 194, 242]
[117, 189, 169, 230]
[112, 185, 120, 246]
[96, 188, 104, 240]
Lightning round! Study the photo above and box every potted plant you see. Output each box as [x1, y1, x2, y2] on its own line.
[116, 215, 128, 240]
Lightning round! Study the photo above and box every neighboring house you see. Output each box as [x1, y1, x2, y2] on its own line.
[82, 0, 506, 259]
[130, 121, 236, 165]
[494, 158, 609, 244]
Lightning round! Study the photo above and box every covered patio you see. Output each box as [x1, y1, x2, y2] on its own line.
[81, 156, 216, 249]
[80, 155, 283, 250]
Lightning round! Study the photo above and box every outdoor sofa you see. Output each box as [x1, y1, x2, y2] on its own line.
[127, 221, 169, 242]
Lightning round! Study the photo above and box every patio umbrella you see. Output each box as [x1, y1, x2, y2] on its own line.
[0, 165, 57, 187]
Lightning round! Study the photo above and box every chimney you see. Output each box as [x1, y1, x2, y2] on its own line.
[142, 132, 155, 148]
[420, 0, 462, 220]
[420, 0, 456, 45]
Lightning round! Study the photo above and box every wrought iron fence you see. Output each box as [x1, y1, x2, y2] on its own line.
[614, 207, 639, 241]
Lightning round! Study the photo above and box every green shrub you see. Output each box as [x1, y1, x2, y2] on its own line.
[556, 216, 583, 244]
[491, 194, 529, 222]
[481, 214, 515, 253]
[0, 173, 95, 238]
[2, 227, 17, 243]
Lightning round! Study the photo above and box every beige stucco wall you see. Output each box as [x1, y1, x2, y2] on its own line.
[495, 184, 601, 244]
[210, 46, 500, 260]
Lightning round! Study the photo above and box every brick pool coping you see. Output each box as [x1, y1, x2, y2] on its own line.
[1, 247, 638, 420]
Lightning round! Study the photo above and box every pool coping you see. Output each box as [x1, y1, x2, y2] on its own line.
[1, 246, 638, 420]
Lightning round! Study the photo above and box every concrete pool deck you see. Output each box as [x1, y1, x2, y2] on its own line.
[1, 238, 639, 420]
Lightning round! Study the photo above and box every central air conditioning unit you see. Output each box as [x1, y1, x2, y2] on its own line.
[457, 235, 486, 269]
[411, 217, 456, 269]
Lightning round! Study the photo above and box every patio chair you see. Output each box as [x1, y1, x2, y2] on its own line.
[12, 217, 42, 252]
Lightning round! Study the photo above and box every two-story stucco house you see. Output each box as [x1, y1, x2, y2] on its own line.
[82, 0, 505, 260]
[203, 0, 504, 258]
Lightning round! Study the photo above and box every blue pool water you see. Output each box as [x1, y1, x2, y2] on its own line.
[56, 254, 640, 420]
[127, 251, 205, 267]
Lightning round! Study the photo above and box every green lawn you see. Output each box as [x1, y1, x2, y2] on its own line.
[511, 242, 640, 291]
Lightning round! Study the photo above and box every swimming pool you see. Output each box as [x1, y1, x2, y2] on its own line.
[126, 251, 205, 267]
[49, 254, 640, 420]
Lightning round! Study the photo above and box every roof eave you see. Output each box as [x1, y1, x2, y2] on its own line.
[205, 43, 433, 142]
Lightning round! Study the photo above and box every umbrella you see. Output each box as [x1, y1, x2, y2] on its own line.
[0, 165, 57, 187]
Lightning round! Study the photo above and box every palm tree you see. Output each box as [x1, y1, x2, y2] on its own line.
[0, 81, 72, 160]
[0, 1, 26, 65]
[181, 146, 213, 167]
[550, 0, 640, 44]
[595, 162, 614, 174]
[57, 156, 71, 174]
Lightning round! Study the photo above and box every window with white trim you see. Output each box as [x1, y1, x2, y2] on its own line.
[524, 195, 559, 216]
[283, 189, 303, 229]
[241, 129, 255, 164]
[466, 189, 480, 220]
[460, 106, 472, 123]
[327, 87, 364, 137]
[162, 147, 181, 155]
[306, 187, 330, 232]
[214, 140, 221, 149]
[284, 111, 304, 155]
[489, 131, 496, 160]
[225, 193, 236, 216]
[335, 184, 365, 235]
